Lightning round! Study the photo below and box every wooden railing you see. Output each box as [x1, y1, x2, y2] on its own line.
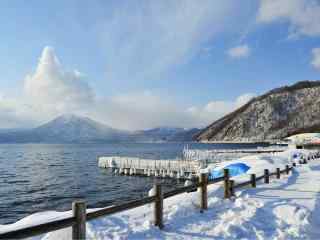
[0, 174, 224, 239]
[0, 152, 318, 240]
[225, 154, 317, 198]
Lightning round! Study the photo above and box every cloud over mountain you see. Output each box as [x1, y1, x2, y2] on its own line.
[24, 46, 95, 115]
[1, 1, 320, 132]
[186, 94, 256, 127]
[0, 47, 255, 130]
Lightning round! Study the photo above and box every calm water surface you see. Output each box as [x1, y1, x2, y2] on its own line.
[0, 142, 267, 224]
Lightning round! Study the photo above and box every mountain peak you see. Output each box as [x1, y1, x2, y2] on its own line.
[31, 114, 127, 143]
[53, 114, 89, 123]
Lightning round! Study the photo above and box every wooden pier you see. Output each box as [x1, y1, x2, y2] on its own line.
[98, 156, 203, 179]
[98, 148, 286, 180]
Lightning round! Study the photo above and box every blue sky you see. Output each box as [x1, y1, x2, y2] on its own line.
[0, 0, 320, 130]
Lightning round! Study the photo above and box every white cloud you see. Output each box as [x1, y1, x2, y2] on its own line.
[0, 1, 259, 129]
[185, 93, 256, 128]
[100, 1, 246, 82]
[311, 48, 320, 70]
[92, 92, 196, 130]
[235, 93, 256, 107]
[93, 92, 255, 130]
[0, 47, 256, 130]
[0, 95, 35, 128]
[24, 46, 95, 120]
[0, 47, 96, 128]
[257, 0, 320, 37]
[227, 44, 251, 59]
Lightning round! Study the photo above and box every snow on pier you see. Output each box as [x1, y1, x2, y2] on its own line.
[98, 147, 286, 179]
[98, 156, 203, 179]
[182, 147, 285, 161]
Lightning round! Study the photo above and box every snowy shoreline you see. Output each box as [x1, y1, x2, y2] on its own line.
[1, 149, 320, 239]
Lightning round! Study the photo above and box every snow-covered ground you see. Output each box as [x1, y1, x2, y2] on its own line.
[1, 149, 320, 239]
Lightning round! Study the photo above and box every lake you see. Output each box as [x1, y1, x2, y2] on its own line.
[0, 142, 268, 224]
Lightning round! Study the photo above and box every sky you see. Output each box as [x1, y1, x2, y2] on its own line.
[0, 0, 320, 130]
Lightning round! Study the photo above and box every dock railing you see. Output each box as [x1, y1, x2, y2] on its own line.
[1, 152, 319, 240]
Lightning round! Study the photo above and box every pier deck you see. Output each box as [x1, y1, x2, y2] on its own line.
[98, 148, 285, 180]
[98, 156, 203, 179]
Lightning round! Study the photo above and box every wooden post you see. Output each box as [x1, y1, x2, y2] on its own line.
[154, 184, 163, 229]
[72, 201, 86, 240]
[264, 169, 269, 184]
[285, 165, 289, 174]
[293, 162, 296, 167]
[276, 168, 280, 179]
[224, 169, 230, 199]
[229, 180, 235, 197]
[200, 173, 208, 212]
[251, 174, 256, 188]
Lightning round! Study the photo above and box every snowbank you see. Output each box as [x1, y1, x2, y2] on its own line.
[1, 149, 320, 239]
[207, 149, 313, 182]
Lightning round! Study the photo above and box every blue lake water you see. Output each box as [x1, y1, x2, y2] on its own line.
[0, 142, 268, 224]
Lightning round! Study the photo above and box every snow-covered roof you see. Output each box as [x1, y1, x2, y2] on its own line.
[286, 133, 320, 144]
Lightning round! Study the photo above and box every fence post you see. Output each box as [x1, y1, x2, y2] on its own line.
[200, 173, 208, 212]
[224, 169, 230, 199]
[264, 169, 269, 184]
[251, 174, 256, 188]
[276, 168, 280, 179]
[154, 184, 163, 229]
[229, 180, 235, 197]
[72, 201, 86, 240]
[285, 165, 289, 174]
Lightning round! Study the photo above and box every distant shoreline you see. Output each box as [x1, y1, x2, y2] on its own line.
[0, 141, 278, 145]
[198, 140, 278, 144]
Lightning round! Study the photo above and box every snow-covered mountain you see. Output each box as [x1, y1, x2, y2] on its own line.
[0, 115, 199, 143]
[32, 114, 129, 143]
[196, 80, 320, 142]
[0, 115, 128, 143]
[131, 127, 187, 142]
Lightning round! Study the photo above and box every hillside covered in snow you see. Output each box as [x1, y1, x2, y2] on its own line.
[196, 81, 320, 142]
